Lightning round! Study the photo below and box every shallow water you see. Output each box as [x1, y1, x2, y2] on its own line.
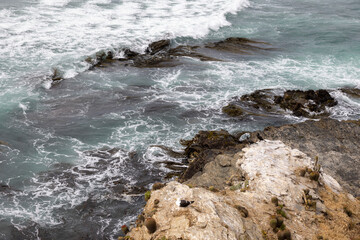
[0, 0, 360, 239]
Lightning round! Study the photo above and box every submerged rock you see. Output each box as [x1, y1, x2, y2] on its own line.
[341, 87, 360, 98]
[205, 37, 271, 54]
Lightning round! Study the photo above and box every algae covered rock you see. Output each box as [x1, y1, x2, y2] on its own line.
[222, 104, 244, 117]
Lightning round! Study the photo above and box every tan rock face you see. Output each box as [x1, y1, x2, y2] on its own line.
[127, 140, 360, 240]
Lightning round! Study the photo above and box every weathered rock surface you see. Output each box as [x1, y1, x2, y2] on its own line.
[223, 89, 338, 119]
[251, 119, 360, 197]
[125, 141, 360, 240]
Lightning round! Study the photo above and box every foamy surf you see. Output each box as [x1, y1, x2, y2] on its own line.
[0, 0, 250, 83]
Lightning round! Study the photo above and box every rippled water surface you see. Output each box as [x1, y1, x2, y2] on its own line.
[0, 0, 359, 239]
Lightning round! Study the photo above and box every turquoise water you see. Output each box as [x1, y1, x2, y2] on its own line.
[0, 0, 359, 239]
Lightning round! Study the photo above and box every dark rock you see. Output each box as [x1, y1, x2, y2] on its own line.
[181, 130, 239, 155]
[240, 89, 274, 111]
[179, 130, 242, 181]
[82, 37, 271, 70]
[122, 48, 140, 59]
[145, 39, 171, 55]
[222, 104, 244, 117]
[235, 205, 249, 218]
[144, 217, 157, 233]
[152, 182, 165, 191]
[277, 229, 291, 240]
[168, 45, 222, 61]
[341, 87, 360, 98]
[132, 53, 176, 68]
[205, 37, 271, 54]
[227, 89, 338, 119]
[150, 145, 185, 159]
[177, 199, 194, 207]
[251, 119, 360, 197]
[276, 89, 337, 117]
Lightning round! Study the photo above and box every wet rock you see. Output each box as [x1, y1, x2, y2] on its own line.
[340, 87, 360, 98]
[240, 89, 274, 111]
[227, 89, 338, 119]
[145, 39, 170, 55]
[82, 37, 272, 70]
[205, 37, 271, 54]
[168, 45, 222, 61]
[222, 104, 244, 117]
[277, 90, 337, 117]
[181, 130, 239, 155]
[121, 48, 140, 59]
[132, 53, 176, 68]
[150, 145, 185, 159]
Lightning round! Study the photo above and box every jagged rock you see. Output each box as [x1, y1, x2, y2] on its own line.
[126, 141, 360, 240]
[277, 89, 337, 117]
[145, 39, 170, 55]
[121, 48, 140, 59]
[179, 130, 245, 181]
[226, 89, 338, 119]
[82, 37, 272, 70]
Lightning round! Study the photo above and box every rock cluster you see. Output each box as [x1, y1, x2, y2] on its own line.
[223, 89, 338, 119]
[83, 37, 272, 70]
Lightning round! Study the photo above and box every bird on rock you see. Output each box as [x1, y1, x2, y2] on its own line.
[176, 198, 194, 207]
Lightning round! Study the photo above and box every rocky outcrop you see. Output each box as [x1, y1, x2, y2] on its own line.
[124, 141, 360, 240]
[249, 119, 360, 197]
[84, 37, 272, 70]
[178, 130, 246, 181]
[223, 89, 338, 119]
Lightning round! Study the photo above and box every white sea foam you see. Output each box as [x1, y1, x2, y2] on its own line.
[0, 0, 250, 83]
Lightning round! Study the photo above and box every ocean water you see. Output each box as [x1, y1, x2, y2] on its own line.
[0, 0, 359, 239]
